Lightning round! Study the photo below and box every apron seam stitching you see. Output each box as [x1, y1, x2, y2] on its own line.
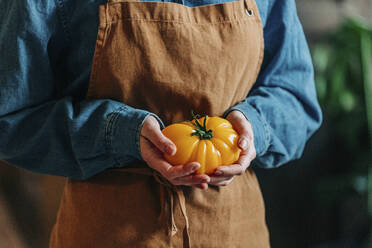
[101, 18, 259, 25]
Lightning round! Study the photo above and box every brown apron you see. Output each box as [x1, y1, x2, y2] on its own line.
[50, 0, 269, 246]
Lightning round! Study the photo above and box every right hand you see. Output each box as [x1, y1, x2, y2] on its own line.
[140, 115, 210, 190]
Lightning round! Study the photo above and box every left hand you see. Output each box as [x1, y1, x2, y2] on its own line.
[208, 110, 257, 186]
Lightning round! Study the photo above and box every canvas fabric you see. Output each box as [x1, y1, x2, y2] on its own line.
[50, 0, 269, 246]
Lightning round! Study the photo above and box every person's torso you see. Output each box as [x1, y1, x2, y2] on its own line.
[50, 0, 268, 101]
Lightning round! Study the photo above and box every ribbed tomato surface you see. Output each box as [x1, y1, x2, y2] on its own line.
[162, 115, 241, 175]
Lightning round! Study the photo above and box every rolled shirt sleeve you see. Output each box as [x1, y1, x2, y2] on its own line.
[0, 1, 165, 180]
[223, 0, 323, 168]
[0, 0, 322, 180]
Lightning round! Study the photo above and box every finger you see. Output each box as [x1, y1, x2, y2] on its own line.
[209, 177, 234, 186]
[172, 174, 210, 186]
[226, 114, 254, 151]
[235, 125, 253, 151]
[195, 183, 209, 190]
[237, 144, 256, 171]
[165, 162, 200, 179]
[140, 135, 175, 172]
[238, 136, 251, 151]
[140, 135, 202, 183]
[209, 175, 234, 184]
[142, 117, 177, 156]
[213, 164, 244, 177]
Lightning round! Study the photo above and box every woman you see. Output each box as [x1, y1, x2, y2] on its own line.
[0, 0, 322, 247]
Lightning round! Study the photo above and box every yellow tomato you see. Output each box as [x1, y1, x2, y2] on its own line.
[161, 113, 241, 175]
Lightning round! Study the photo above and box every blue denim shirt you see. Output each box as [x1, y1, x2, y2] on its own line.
[0, 0, 322, 179]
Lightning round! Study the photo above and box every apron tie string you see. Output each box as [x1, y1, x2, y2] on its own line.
[153, 171, 191, 248]
[111, 167, 191, 247]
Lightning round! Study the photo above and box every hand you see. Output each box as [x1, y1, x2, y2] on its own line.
[140, 115, 210, 190]
[208, 110, 256, 186]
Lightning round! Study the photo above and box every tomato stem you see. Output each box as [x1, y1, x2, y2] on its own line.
[188, 110, 214, 140]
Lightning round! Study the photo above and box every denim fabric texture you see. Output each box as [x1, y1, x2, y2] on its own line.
[0, 0, 322, 179]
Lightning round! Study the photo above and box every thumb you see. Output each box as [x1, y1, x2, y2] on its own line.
[230, 117, 254, 151]
[141, 116, 177, 156]
[151, 129, 177, 156]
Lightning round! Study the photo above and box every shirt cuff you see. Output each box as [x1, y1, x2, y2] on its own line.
[107, 106, 165, 166]
[222, 104, 270, 157]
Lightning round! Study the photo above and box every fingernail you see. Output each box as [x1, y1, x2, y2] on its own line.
[192, 163, 200, 170]
[214, 170, 223, 176]
[166, 145, 175, 155]
[239, 139, 247, 150]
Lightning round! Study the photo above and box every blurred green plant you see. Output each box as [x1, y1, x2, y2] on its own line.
[311, 16, 372, 245]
